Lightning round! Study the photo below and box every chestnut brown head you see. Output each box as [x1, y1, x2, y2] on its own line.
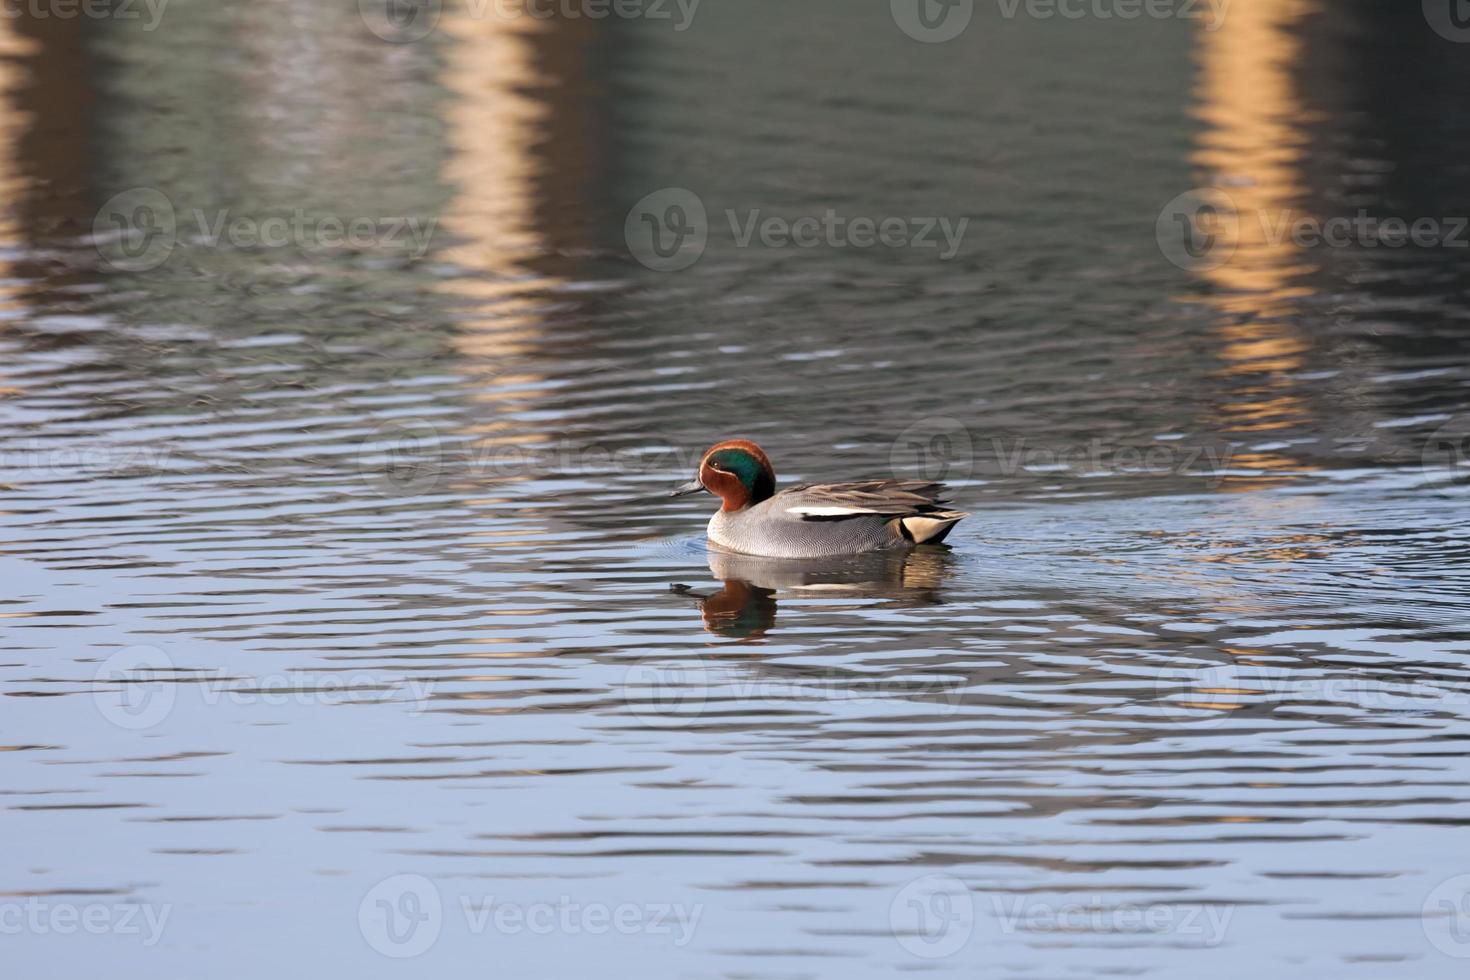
[668, 439, 777, 512]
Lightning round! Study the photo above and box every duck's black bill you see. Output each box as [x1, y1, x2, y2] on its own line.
[668, 479, 705, 497]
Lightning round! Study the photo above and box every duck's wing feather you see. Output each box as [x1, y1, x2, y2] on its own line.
[778, 481, 957, 521]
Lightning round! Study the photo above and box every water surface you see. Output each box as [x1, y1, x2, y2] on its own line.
[3, 1, 1470, 977]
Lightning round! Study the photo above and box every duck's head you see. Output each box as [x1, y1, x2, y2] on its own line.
[668, 439, 776, 512]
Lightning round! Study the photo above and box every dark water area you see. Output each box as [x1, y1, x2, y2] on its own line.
[4, 1, 1470, 976]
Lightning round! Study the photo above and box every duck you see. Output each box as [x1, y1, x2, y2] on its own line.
[668, 439, 968, 559]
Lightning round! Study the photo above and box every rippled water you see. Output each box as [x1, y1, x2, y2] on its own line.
[5, 1, 1470, 976]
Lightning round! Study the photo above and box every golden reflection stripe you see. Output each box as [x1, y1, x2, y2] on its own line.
[437, 6, 560, 351]
[0, 16, 28, 371]
[434, 6, 563, 488]
[1190, 0, 1320, 482]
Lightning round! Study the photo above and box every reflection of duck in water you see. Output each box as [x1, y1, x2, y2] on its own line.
[673, 546, 955, 640]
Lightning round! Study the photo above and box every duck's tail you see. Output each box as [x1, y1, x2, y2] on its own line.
[899, 510, 968, 545]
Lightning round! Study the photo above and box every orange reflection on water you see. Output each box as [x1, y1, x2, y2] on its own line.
[437, 8, 560, 355]
[1190, 0, 1322, 484]
[433, 8, 574, 513]
[0, 43, 35, 521]
[0, 17, 29, 398]
[1191, 0, 1320, 304]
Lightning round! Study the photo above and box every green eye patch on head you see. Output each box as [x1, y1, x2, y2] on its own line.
[707, 447, 776, 502]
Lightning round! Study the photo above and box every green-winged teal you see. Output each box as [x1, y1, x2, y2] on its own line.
[668, 439, 967, 558]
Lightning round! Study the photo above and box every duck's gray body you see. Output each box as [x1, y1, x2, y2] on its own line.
[707, 480, 966, 559]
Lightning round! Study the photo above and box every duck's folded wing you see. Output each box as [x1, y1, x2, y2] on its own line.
[780, 481, 968, 544]
[779, 481, 954, 520]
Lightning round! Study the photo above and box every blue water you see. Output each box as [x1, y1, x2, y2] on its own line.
[4, 1, 1470, 976]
